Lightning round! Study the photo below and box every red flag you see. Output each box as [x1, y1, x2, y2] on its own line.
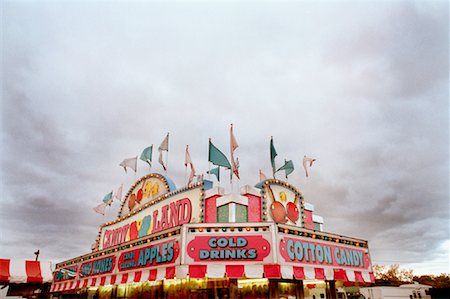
[230, 124, 240, 179]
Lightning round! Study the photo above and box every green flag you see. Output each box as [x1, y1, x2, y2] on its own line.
[140, 145, 153, 166]
[208, 139, 231, 169]
[270, 137, 278, 177]
[207, 166, 220, 181]
[276, 160, 294, 179]
[102, 191, 113, 204]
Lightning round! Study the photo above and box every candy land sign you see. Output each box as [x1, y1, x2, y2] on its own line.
[99, 180, 205, 250]
[119, 174, 172, 217]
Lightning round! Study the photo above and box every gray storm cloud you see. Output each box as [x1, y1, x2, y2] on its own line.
[1, 1, 448, 275]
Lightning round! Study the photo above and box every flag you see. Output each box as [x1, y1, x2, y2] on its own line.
[270, 137, 277, 177]
[230, 124, 240, 179]
[102, 191, 113, 204]
[93, 203, 107, 215]
[158, 133, 169, 171]
[114, 184, 123, 202]
[120, 157, 137, 173]
[259, 169, 267, 181]
[276, 160, 295, 179]
[185, 145, 196, 185]
[303, 155, 316, 177]
[207, 167, 220, 181]
[140, 145, 153, 166]
[208, 139, 231, 168]
[159, 133, 169, 151]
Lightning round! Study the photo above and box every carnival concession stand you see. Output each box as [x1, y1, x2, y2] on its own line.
[50, 173, 374, 299]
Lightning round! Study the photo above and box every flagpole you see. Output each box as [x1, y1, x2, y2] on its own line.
[184, 145, 188, 186]
[271, 136, 276, 179]
[166, 133, 169, 175]
[208, 138, 212, 181]
[218, 166, 221, 188]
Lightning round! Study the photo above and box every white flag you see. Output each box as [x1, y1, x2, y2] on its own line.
[185, 145, 196, 185]
[259, 169, 267, 181]
[158, 133, 169, 170]
[230, 124, 240, 179]
[302, 155, 316, 177]
[114, 184, 123, 202]
[93, 203, 107, 215]
[120, 157, 137, 173]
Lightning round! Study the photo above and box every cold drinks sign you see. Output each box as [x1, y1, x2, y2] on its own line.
[187, 236, 271, 261]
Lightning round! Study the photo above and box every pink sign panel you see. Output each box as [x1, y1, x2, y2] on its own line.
[279, 237, 371, 269]
[118, 239, 180, 271]
[187, 235, 271, 262]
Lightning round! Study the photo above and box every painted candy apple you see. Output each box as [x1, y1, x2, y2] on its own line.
[136, 188, 143, 203]
[136, 180, 146, 203]
[286, 202, 299, 223]
[128, 193, 136, 210]
[270, 201, 287, 223]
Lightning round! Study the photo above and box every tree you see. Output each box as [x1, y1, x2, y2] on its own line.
[373, 264, 414, 286]
[414, 273, 450, 288]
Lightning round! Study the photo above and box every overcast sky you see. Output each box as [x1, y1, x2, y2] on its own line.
[1, 1, 448, 276]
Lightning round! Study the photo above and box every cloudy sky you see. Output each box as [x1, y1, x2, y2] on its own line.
[1, 1, 448, 276]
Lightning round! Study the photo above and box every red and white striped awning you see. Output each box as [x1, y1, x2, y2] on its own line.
[51, 264, 374, 292]
[176, 264, 374, 282]
[51, 266, 175, 292]
[0, 259, 54, 284]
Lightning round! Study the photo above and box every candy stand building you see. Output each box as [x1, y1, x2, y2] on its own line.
[50, 171, 374, 299]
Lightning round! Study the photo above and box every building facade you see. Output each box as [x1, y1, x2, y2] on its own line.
[51, 173, 374, 299]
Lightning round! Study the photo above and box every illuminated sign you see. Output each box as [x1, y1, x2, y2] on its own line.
[80, 256, 116, 277]
[279, 237, 371, 269]
[99, 180, 205, 250]
[54, 265, 77, 282]
[119, 174, 173, 217]
[117, 239, 180, 271]
[187, 235, 271, 262]
[257, 181, 305, 227]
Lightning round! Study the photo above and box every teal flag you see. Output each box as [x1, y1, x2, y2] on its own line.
[276, 160, 294, 178]
[270, 137, 278, 177]
[207, 167, 220, 181]
[140, 145, 153, 166]
[102, 191, 113, 203]
[208, 140, 231, 169]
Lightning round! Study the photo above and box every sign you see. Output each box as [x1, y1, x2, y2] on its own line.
[119, 174, 173, 217]
[117, 239, 180, 271]
[257, 181, 305, 227]
[187, 235, 271, 262]
[79, 256, 116, 277]
[54, 265, 77, 282]
[279, 236, 371, 269]
[99, 183, 204, 250]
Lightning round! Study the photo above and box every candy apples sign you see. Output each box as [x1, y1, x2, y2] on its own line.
[256, 180, 305, 227]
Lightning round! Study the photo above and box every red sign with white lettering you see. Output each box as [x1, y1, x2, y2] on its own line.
[117, 239, 180, 272]
[187, 235, 271, 262]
